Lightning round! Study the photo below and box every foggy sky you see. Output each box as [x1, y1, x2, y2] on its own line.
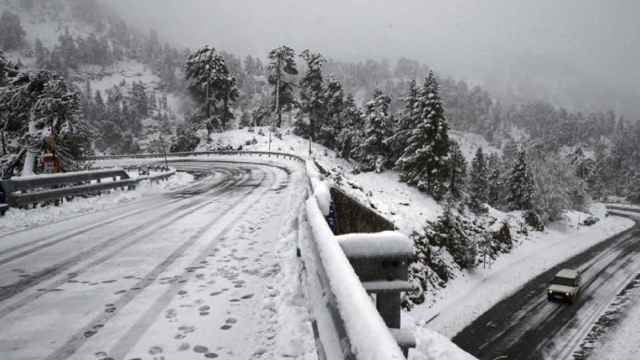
[105, 0, 640, 118]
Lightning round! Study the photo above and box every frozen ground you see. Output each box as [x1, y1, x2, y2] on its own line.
[0, 160, 316, 360]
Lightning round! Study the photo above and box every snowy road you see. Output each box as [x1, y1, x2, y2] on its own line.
[0, 160, 313, 360]
[453, 215, 640, 360]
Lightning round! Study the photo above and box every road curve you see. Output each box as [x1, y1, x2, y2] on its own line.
[0, 160, 308, 360]
[453, 215, 640, 360]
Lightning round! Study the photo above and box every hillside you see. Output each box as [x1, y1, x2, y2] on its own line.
[0, 0, 188, 158]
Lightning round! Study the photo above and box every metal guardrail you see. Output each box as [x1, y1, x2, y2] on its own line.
[304, 160, 414, 359]
[86, 150, 306, 163]
[606, 204, 640, 214]
[0, 168, 175, 209]
[3, 168, 130, 192]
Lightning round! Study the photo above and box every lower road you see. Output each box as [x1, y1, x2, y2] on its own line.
[453, 214, 640, 360]
[0, 160, 309, 360]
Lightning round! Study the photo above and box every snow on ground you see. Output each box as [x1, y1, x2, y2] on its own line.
[204, 128, 444, 234]
[449, 130, 501, 160]
[85, 60, 161, 93]
[409, 327, 476, 360]
[405, 208, 635, 339]
[0, 170, 194, 236]
[587, 275, 640, 360]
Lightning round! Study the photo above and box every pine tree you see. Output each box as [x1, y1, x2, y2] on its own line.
[507, 149, 535, 210]
[267, 46, 298, 127]
[318, 76, 345, 149]
[171, 123, 200, 152]
[387, 79, 419, 165]
[486, 153, 503, 208]
[336, 94, 362, 160]
[396, 71, 451, 199]
[355, 89, 392, 172]
[588, 142, 612, 200]
[448, 140, 467, 200]
[129, 81, 149, 121]
[0, 10, 26, 51]
[469, 147, 489, 212]
[298, 49, 326, 142]
[425, 202, 475, 269]
[628, 173, 640, 204]
[185, 46, 239, 134]
[502, 139, 519, 166]
[57, 29, 78, 69]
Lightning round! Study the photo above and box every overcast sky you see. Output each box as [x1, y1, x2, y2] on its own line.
[105, 0, 640, 117]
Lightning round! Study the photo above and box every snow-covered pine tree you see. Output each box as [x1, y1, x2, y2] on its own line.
[448, 140, 467, 200]
[502, 139, 520, 166]
[0, 10, 26, 51]
[336, 94, 363, 160]
[354, 89, 392, 172]
[57, 29, 78, 70]
[387, 79, 419, 165]
[185, 46, 239, 134]
[267, 46, 298, 128]
[425, 201, 475, 269]
[129, 81, 149, 122]
[170, 123, 200, 152]
[587, 142, 613, 200]
[318, 76, 345, 149]
[507, 149, 535, 210]
[628, 173, 640, 204]
[469, 147, 489, 212]
[486, 153, 503, 208]
[297, 50, 326, 142]
[396, 71, 451, 199]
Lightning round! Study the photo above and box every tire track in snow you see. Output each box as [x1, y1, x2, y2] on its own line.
[0, 167, 249, 310]
[43, 165, 281, 360]
[0, 167, 235, 261]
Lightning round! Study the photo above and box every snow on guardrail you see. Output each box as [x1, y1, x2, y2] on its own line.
[306, 196, 406, 360]
[305, 160, 407, 359]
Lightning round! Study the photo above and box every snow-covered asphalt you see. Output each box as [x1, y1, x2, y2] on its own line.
[0, 160, 313, 360]
[452, 214, 640, 360]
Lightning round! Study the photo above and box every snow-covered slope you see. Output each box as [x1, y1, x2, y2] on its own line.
[0, 0, 187, 152]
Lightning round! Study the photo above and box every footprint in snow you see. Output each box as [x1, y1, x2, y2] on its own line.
[193, 345, 209, 354]
[148, 346, 163, 355]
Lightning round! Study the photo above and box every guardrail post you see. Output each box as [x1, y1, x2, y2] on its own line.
[336, 233, 416, 356]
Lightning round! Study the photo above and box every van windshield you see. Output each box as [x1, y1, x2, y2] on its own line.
[552, 276, 576, 287]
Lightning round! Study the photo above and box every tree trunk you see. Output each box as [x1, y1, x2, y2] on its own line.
[275, 57, 281, 128]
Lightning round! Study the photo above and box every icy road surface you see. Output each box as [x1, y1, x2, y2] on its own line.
[0, 160, 314, 360]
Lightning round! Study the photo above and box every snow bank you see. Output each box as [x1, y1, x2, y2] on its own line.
[306, 197, 405, 360]
[409, 328, 476, 360]
[337, 232, 414, 259]
[588, 278, 640, 360]
[0, 170, 194, 235]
